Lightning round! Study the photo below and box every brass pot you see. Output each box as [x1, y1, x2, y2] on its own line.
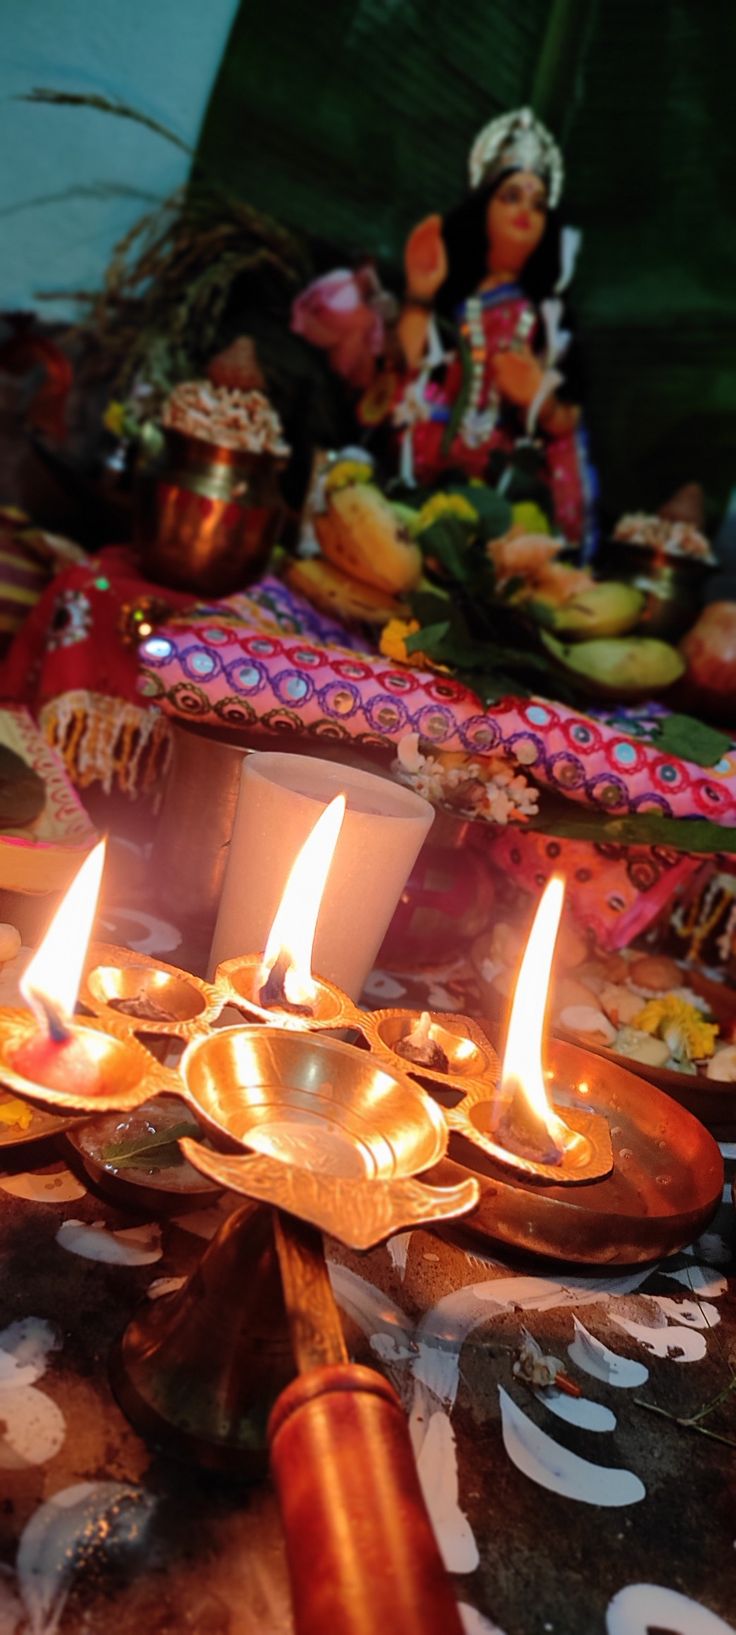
[136, 428, 284, 596]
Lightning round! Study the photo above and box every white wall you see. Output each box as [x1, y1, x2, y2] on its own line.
[0, 0, 240, 317]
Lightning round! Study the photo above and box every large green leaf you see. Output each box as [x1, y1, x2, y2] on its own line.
[528, 807, 736, 856]
[649, 714, 732, 769]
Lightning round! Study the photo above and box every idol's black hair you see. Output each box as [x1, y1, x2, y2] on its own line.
[434, 169, 563, 319]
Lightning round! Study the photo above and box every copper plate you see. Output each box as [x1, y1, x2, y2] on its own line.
[65, 1097, 222, 1213]
[0, 1092, 73, 1149]
[473, 953, 736, 1138]
[433, 1033, 723, 1264]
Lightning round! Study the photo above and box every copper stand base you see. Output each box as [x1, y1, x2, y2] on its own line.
[110, 1201, 296, 1475]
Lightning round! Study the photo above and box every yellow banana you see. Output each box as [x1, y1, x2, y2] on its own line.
[315, 484, 422, 595]
[285, 557, 409, 627]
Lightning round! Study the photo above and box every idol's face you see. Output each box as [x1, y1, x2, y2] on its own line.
[486, 170, 548, 268]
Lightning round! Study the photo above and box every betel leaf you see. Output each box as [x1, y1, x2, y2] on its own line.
[469, 671, 531, 704]
[419, 516, 473, 581]
[404, 620, 450, 656]
[446, 483, 512, 538]
[409, 588, 452, 627]
[524, 596, 560, 632]
[650, 713, 733, 768]
[0, 746, 46, 828]
[100, 1119, 200, 1166]
[527, 808, 736, 856]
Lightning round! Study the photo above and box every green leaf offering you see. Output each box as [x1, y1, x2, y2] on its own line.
[446, 483, 512, 538]
[100, 1119, 200, 1169]
[419, 516, 474, 582]
[528, 807, 736, 856]
[650, 713, 732, 768]
[404, 620, 451, 656]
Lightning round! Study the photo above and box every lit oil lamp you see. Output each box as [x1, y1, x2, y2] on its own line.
[437, 876, 723, 1262]
[214, 793, 358, 1031]
[14, 842, 108, 1094]
[448, 877, 613, 1184]
[0, 841, 169, 1114]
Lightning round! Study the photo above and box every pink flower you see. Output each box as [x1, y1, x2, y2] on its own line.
[291, 266, 394, 390]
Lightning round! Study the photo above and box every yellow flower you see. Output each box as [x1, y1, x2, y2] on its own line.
[379, 618, 420, 664]
[632, 995, 718, 1060]
[416, 492, 479, 532]
[511, 501, 551, 535]
[324, 459, 373, 493]
[103, 400, 127, 438]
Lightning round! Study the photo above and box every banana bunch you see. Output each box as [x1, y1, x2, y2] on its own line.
[284, 557, 410, 627]
[287, 457, 423, 627]
[315, 481, 422, 595]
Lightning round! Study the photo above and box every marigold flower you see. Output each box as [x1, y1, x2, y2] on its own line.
[632, 995, 718, 1061]
[416, 492, 479, 533]
[379, 619, 421, 664]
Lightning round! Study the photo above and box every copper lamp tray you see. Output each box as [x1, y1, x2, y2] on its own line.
[81, 942, 221, 1039]
[2, 935, 720, 1261]
[433, 1034, 723, 1265]
[363, 1008, 499, 1093]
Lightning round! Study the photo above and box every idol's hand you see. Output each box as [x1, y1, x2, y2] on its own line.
[404, 215, 448, 304]
[492, 345, 545, 407]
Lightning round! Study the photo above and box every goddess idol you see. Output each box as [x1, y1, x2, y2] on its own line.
[395, 108, 597, 554]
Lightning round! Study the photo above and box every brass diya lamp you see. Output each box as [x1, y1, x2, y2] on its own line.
[0, 843, 172, 1115]
[1, 819, 722, 1272]
[0, 808, 478, 1249]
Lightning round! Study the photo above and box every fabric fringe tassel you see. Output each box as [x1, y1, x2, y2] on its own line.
[40, 691, 172, 801]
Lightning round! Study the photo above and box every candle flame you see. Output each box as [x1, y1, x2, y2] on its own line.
[259, 795, 345, 1007]
[497, 875, 571, 1157]
[20, 840, 106, 1028]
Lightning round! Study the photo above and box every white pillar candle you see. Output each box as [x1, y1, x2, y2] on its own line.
[209, 753, 434, 999]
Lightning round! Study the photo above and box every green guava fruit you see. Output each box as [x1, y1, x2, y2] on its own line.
[541, 632, 685, 697]
[545, 581, 645, 639]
